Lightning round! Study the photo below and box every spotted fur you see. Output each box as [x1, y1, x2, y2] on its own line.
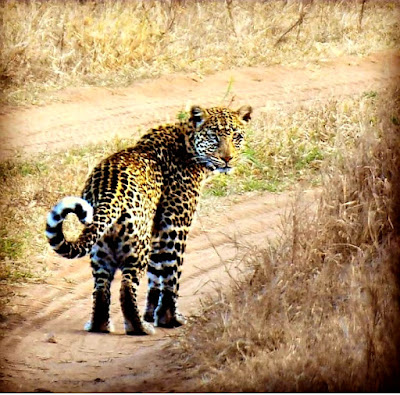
[46, 105, 252, 335]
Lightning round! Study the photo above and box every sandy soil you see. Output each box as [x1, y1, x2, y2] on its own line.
[0, 50, 399, 392]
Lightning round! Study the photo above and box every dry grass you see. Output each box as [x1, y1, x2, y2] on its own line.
[1, 0, 399, 104]
[172, 86, 400, 391]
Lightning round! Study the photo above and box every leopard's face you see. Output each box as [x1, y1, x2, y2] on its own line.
[189, 105, 252, 173]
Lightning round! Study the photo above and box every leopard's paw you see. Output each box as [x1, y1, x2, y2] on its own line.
[155, 310, 187, 328]
[174, 311, 188, 326]
[124, 320, 156, 336]
[84, 319, 114, 333]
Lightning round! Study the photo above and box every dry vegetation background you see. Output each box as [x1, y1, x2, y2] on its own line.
[1, 0, 400, 392]
[0, 0, 399, 103]
[175, 87, 400, 391]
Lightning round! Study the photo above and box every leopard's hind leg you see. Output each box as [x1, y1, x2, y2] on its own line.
[145, 225, 188, 328]
[118, 234, 155, 336]
[120, 264, 155, 335]
[85, 243, 116, 333]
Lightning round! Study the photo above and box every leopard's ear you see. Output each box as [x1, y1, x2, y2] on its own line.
[237, 105, 252, 123]
[190, 105, 206, 128]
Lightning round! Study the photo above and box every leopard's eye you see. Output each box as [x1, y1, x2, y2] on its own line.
[233, 131, 244, 142]
[206, 130, 219, 143]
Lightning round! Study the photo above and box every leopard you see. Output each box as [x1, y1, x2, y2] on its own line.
[45, 104, 252, 335]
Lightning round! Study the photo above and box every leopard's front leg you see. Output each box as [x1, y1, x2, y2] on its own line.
[145, 224, 189, 327]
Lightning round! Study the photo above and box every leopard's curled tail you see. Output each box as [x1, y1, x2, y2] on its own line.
[46, 196, 119, 259]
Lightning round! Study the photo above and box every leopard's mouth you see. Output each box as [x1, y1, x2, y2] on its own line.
[194, 155, 235, 173]
[214, 164, 233, 174]
[207, 159, 233, 174]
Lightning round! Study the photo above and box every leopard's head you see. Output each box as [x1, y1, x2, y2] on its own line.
[187, 105, 252, 173]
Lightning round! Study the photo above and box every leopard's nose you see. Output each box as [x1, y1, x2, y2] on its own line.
[222, 155, 232, 164]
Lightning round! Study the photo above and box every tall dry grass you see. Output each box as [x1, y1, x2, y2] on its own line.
[173, 86, 400, 391]
[1, 0, 399, 104]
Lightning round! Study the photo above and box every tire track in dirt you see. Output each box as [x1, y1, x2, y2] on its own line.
[0, 189, 317, 392]
[0, 50, 399, 160]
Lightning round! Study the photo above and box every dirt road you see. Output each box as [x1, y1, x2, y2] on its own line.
[0, 50, 399, 392]
[0, 50, 399, 160]
[0, 190, 313, 392]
